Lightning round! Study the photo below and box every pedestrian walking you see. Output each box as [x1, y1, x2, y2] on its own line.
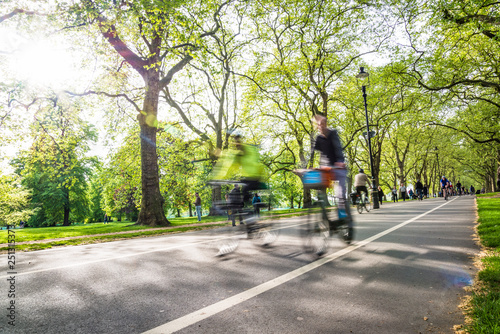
[377, 186, 384, 206]
[252, 193, 262, 217]
[399, 183, 406, 201]
[391, 186, 398, 202]
[194, 192, 202, 222]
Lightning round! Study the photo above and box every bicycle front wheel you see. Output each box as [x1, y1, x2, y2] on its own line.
[302, 210, 329, 257]
[210, 224, 242, 256]
[357, 203, 363, 214]
[365, 202, 371, 212]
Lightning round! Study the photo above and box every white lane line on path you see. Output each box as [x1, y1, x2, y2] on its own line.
[142, 197, 457, 334]
[0, 221, 302, 279]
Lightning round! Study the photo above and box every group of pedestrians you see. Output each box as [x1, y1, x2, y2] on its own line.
[390, 181, 428, 202]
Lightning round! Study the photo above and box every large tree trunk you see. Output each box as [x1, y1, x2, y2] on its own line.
[303, 188, 312, 208]
[136, 74, 169, 226]
[63, 187, 70, 226]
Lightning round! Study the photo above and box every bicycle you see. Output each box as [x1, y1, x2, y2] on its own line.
[208, 180, 279, 256]
[350, 191, 371, 214]
[295, 168, 354, 258]
[442, 187, 449, 200]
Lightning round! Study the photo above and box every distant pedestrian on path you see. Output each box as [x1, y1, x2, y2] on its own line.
[104, 214, 108, 224]
[391, 186, 398, 202]
[194, 192, 202, 221]
[252, 193, 262, 217]
[399, 183, 406, 201]
[377, 186, 384, 206]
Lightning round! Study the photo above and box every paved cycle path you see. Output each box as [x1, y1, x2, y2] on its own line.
[0, 196, 478, 333]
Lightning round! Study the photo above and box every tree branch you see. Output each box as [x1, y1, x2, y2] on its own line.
[427, 121, 500, 144]
[64, 90, 141, 113]
[0, 8, 39, 23]
[94, 14, 147, 77]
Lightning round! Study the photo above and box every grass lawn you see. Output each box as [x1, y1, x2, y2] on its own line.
[466, 193, 500, 333]
[2, 224, 228, 252]
[0, 216, 231, 244]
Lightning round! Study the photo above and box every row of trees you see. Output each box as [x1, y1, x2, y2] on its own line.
[0, 0, 498, 227]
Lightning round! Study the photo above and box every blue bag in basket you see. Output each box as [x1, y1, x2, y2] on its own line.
[302, 170, 323, 188]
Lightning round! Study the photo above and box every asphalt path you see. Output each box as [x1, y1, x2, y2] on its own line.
[1, 196, 479, 334]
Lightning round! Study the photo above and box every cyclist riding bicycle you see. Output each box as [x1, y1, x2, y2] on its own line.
[440, 176, 450, 199]
[211, 133, 267, 206]
[312, 115, 351, 223]
[354, 168, 370, 204]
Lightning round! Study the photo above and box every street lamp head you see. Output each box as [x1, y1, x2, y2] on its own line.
[356, 66, 369, 79]
[355, 66, 370, 88]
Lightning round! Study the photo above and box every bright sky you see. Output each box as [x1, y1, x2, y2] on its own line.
[0, 25, 82, 90]
[0, 25, 105, 174]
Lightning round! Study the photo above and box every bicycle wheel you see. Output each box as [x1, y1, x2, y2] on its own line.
[365, 202, 371, 212]
[302, 210, 329, 257]
[337, 222, 354, 244]
[356, 202, 363, 214]
[248, 212, 279, 247]
[210, 225, 242, 256]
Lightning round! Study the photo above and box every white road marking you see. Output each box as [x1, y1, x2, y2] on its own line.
[142, 198, 457, 334]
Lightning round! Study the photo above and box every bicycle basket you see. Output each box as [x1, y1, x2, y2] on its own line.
[301, 169, 333, 189]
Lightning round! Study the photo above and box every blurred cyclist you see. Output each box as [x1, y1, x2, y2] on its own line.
[312, 115, 349, 220]
[211, 133, 267, 207]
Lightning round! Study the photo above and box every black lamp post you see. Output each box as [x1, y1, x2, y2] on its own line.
[356, 67, 379, 209]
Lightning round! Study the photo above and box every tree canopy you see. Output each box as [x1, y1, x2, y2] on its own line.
[0, 0, 498, 226]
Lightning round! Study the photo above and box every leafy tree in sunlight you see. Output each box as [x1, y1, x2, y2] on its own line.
[0, 174, 36, 227]
[11, 100, 96, 227]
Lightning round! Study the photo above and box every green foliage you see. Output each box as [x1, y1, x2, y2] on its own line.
[11, 103, 96, 227]
[0, 174, 36, 226]
[87, 165, 106, 223]
[101, 122, 211, 219]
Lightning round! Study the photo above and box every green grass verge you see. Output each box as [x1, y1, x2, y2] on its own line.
[467, 195, 500, 334]
[476, 197, 500, 248]
[0, 224, 228, 252]
[0, 216, 230, 244]
[0, 209, 312, 245]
